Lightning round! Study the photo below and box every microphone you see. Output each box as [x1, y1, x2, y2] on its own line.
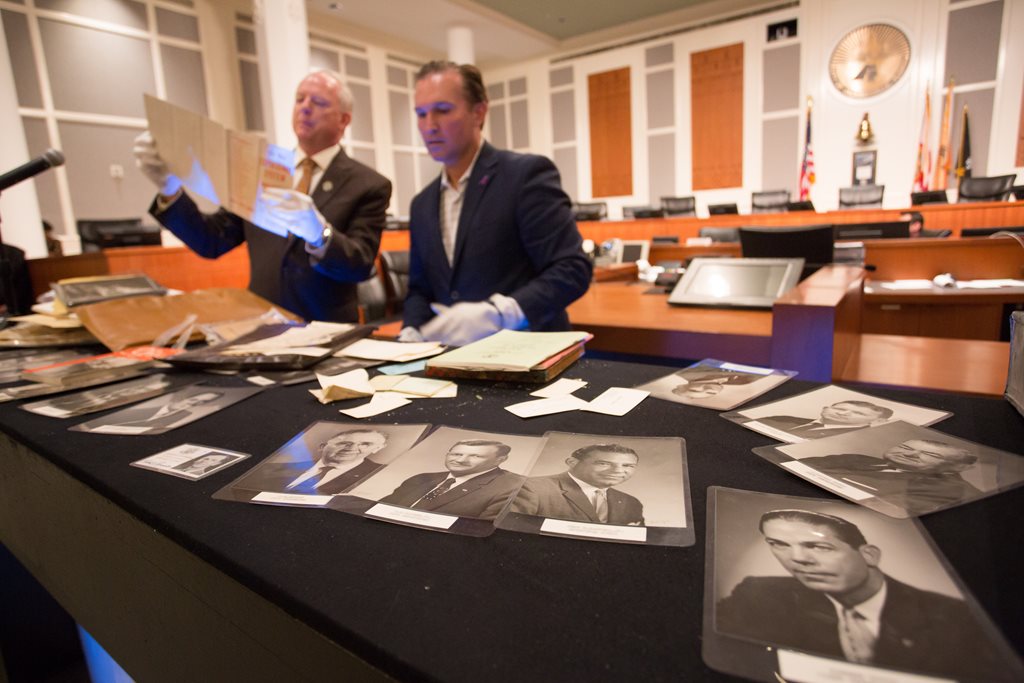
[0, 149, 65, 192]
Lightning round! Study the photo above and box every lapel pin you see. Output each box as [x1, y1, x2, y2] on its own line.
[321, 180, 334, 192]
[479, 175, 489, 186]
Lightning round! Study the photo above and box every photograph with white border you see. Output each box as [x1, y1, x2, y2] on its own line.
[132, 443, 250, 480]
[635, 358, 795, 410]
[752, 420, 1024, 518]
[497, 432, 693, 547]
[703, 486, 1023, 683]
[21, 373, 184, 418]
[723, 385, 950, 444]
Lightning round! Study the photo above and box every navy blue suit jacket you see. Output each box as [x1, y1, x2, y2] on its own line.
[404, 142, 591, 331]
[151, 150, 391, 322]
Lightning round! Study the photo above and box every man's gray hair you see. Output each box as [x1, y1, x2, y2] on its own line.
[309, 68, 353, 113]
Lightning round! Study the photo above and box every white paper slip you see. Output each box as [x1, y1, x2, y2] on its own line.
[224, 345, 329, 357]
[878, 280, 934, 290]
[745, 420, 808, 443]
[540, 518, 647, 542]
[365, 503, 459, 529]
[781, 461, 876, 501]
[246, 375, 276, 386]
[339, 392, 411, 418]
[505, 395, 589, 418]
[719, 361, 774, 375]
[369, 374, 408, 391]
[778, 649, 954, 683]
[391, 376, 453, 397]
[338, 338, 443, 361]
[88, 425, 152, 435]
[252, 492, 332, 506]
[432, 383, 458, 398]
[25, 405, 71, 418]
[581, 388, 649, 416]
[530, 378, 588, 398]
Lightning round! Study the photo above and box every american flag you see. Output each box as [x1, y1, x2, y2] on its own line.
[798, 99, 815, 201]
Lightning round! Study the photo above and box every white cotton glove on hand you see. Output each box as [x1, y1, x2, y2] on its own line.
[421, 301, 503, 347]
[397, 326, 426, 343]
[258, 188, 329, 247]
[132, 131, 181, 196]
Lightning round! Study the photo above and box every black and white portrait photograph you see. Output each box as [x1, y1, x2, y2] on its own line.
[497, 432, 693, 547]
[219, 422, 430, 504]
[70, 384, 261, 435]
[703, 487, 1022, 683]
[635, 358, 794, 410]
[753, 420, 1024, 518]
[345, 426, 542, 532]
[21, 373, 182, 418]
[132, 443, 250, 480]
[724, 385, 951, 444]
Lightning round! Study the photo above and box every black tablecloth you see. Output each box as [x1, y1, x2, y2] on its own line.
[1, 358, 1022, 682]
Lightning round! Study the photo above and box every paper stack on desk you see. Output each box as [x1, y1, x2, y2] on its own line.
[426, 330, 591, 383]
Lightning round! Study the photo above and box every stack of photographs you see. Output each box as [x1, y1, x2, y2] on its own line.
[20, 373, 188, 419]
[52, 274, 166, 308]
[723, 385, 1024, 517]
[703, 487, 1024, 683]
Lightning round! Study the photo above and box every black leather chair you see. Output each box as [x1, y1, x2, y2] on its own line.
[910, 190, 948, 205]
[707, 203, 739, 215]
[698, 227, 740, 243]
[622, 205, 664, 219]
[356, 270, 387, 323]
[956, 174, 1017, 203]
[572, 202, 607, 221]
[751, 190, 790, 214]
[379, 250, 410, 317]
[838, 185, 885, 209]
[660, 196, 696, 217]
[1013, 186, 1024, 201]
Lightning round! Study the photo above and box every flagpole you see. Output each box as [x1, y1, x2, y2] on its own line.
[933, 78, 955, 189]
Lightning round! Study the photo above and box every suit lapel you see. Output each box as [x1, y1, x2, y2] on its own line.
[450, 143, 499, 275]
[419, 178, 452, 283]
[557, 473, 599, 522]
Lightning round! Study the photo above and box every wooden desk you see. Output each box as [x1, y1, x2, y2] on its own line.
[861, 238, 1024, 340]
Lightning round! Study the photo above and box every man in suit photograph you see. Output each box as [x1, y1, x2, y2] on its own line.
[134, 69, 391, 323]
[78, 388, 225, 434]
[670, 367, 761, 400]
[511, 444, 644, 525]
[398, 60, 591, 346]
[270, 428, 389, 495]
[379, 439, 523, 520]
[757, 400, 893, 439]
[715, 509, 1002, 679]
[798, 439, 981, 515]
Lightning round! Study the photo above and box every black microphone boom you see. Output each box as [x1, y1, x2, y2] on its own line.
[0, 149, 65, 192]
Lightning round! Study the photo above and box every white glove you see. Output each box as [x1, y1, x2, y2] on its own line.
[397, 326, 425, 342]
[132, 131, 181, 196]
[257, 188, 329, 247]
[420, 301, 503, 347]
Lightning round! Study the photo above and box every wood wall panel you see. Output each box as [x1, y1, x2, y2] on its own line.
[588, 67, 633, 197]
[690, 43, 744, 190]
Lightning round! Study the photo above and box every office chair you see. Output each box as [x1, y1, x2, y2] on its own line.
[356, 270, 387, 323]
[910, 190, 948, 205]
[838, 185, 885, 209]
[956, 174, 1017, 203]
[660, 196, 696, 217]
[698, 227, 740, 243]
[751, 190, 790, 214]
[572, 202, 608, 222]
[651, 235, 680, 245]
[1013, 186, 1024, 201]
[786, 200, 815, 212]
[379, 250, 410, 317]
[622, 205, 665, 219]
[707, 203, 739, 216]
[918, 228, 952, 238]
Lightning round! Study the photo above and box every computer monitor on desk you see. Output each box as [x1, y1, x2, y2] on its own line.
[667, 257, 804, 309]
[738, 224, 834, 280]
[834, 221, 910, 240]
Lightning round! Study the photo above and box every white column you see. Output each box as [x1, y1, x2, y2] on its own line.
[0, 12, 47, 258]
[447, 26, 475, 64]
[252, 0, 310, 147]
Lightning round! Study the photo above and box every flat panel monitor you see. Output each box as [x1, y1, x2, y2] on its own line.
[961, 226, 1024, 237]
[738, 224, 833, 279]
[77, 219, 161, 252]
[616, 240, 650, 264]
[833, 221, 910, 240]
[667, 257, 804, 309]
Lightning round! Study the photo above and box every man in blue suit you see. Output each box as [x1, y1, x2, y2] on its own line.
[399, 61, 591, 346]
